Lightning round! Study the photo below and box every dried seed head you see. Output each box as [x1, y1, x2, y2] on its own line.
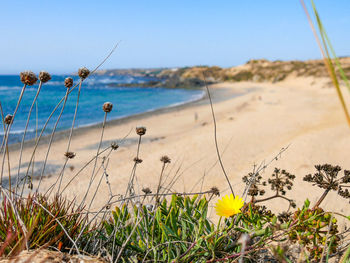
[20, 71, 38, 86]
[210, 186, 220, 196]
[142, 187, 152, 195]
[136, 126, 147, 136]
[103, 102, 113, 113]
[160, 155, 171, 164]
[78, 67, 90, 79]
[133, 157, 143, 164]
[4, 114, 13, 125]
[64, 151, 76, 159]
[64, 77, 73, 88]
[38, 71, 51, 83]
[111, 142, 119, 150]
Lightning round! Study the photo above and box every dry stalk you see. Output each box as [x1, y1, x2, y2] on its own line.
[15, 81, 44, 193]
[34, 87, 70, 193]
[80, 111, 108, 207]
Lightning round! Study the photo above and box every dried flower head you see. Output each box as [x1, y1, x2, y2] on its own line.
[142, 187, 152, 195]
[215, 194, 244, 218]
[210, 186, 220, 196]
[304, 164, 342, 191]
[136, 127, 147, 136]
[278, 211, 292, 223]
[78, 67, 90, 79]
[103, 102, 113, 113]
[64, 77, 73, 88]
[242, 172, 267, 197]
[111, 142, 119, 150]
[244, 204, 273, 219]
[304, 164, 350, 204]
[64, 151, 76, 159]
[160, 155, 171, 164]
[268, 168, 295, 196]
[4, 114, 13, 125]
[20, 71, 38, 86]
[38, 71, 51, 83]
[134, 157, 143, 164]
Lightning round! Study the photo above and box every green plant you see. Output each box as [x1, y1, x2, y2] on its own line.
[102, 194, 243, 262]
[288, 199, 339, 261]
[0, 193, 88, 256]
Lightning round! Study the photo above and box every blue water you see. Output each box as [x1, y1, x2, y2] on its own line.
[0, 74, 204, 144]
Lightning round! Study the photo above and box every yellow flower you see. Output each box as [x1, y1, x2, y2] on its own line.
[215, 194, 244, 218]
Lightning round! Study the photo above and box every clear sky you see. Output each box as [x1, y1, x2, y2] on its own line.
[1, 0, 350, 74]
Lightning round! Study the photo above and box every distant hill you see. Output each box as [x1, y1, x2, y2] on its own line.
[98, 57, 350, 89]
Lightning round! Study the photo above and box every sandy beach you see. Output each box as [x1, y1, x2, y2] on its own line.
[8, 77, 350, 222]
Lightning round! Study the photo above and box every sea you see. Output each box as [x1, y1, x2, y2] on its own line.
[0, 74, 204, 144]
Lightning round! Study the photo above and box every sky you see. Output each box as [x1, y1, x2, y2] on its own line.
[1, 0, 350, 74]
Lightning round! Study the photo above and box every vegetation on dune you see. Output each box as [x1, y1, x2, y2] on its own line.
[104, 57, 350, 90]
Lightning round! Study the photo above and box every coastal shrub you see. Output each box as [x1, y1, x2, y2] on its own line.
[101, 194, 251, 262]
[0, 194, 88, 256]
[97, 189, 345, 262]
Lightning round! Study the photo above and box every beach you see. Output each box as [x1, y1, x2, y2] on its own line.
[8, 76, 350, 222]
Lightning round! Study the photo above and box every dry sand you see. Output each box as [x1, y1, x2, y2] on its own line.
[8, 76, 350, 222]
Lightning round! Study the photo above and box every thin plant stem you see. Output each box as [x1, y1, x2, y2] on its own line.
[203, 73, 234, 196]
[0, 102, 11, 193]
[59, 147, 110, 195]
[0, 84, 27, 188]
[34, 87, 70, 193]
[20, 85, 79, 196]
[66, 81, 82, 151]
[0, 125, 9, 187]
[15, 81, 43, 193]
[69, 196, 114, 255]
[30, 101, 39, 190]
[155, 162, 166, 205]
[80, 113, 107, 207]
[0, 101, 5, 148]
[87, 151, 113, 210]
[125, 135, 142, 198]
[56, 81, 82, 194]
[17, 44, 120, 193]
[56, 159, 69, 194]
[0, 103, 5, 188]
[0, 84, 27, 155]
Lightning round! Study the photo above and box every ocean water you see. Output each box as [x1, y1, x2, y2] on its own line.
[0, 74, 204, 144]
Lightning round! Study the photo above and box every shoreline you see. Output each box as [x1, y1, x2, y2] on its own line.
[9, 84, 249, 151]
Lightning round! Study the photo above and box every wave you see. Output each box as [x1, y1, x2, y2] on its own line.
[0, 128, 37, 136]
[0, 86, 22, 91]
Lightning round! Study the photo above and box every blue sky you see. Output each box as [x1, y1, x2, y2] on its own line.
[1, 0, 350, 74]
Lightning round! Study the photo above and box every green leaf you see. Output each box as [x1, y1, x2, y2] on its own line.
[271, 216, 277, 226]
